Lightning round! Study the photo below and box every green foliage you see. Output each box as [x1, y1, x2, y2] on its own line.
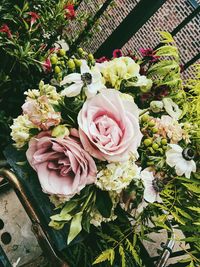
[95, 189, 113, 218]
[93, 249, 115, 265]
[182, 183, 200, 194]
[67, 212, 83, 244]
[184, 65, 200, 144]
[155, 45, 179, 59]
[119, 245, 126, 267]
[154, 176, 200, 267]
[147, 32, 182, 91]
[159, 31, 175, 43]
[0, 0, 90, 151]
[125, 239, 141, 266]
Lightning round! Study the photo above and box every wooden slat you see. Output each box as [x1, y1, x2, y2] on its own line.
[94, 0, 167, 58]
[184, 52, 200, 70]
[70, 0, 114, 51]
[153, 6, 200, 51]
[171, 5, 200, 36]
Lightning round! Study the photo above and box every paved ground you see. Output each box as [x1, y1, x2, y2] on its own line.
[0, 188, 42, 266]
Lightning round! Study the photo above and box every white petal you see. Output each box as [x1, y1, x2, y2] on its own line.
[81, 60, 91, 74]
[60, 73, 81, 85]
[175, 160, 187, 176]
[184, 160, 196, 178]
[85, 82, 105, 98]
[166, 151, 182, 167]
[144, 187, 156, 203]
[91, 69, 102, 82]
[61, 83, 82, 97]
[163, 98, 182, 120]
[168, 144, 183, 153]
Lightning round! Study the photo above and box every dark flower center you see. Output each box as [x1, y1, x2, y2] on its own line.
[152, 179, 164, 192]
[81, 72, 92, 85]
[182, 147, 195, 161]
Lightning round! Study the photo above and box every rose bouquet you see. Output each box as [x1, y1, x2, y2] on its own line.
[10, 32, 200, 267]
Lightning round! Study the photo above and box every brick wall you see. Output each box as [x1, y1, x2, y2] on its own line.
[69, 0, 200, 78]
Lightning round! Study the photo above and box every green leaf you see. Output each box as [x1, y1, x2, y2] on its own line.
[182, 183, 200, 194]
[159, 31, 174, 43]
[188, 206, 200, 213]
[82, 215, 91, 233]
[171, 211, 185, 225]
[155, 45, 179, 59]
[179, 258, 193, 263]
[67, 212, 83, 244]
[110, 249, 115, 265]
[60, 200, 78, 216]
[125, 239, 141, 265]
[49, 220, 65, 230]
[50, 213, 72, 222]
[154, 221, 171, 231]
[93, 249, 115, 265]
[175, 207, 193, 220]
[148, 60, 179, 75]
[119, 245, 126, 267]
[181, 236, 200, 242]
[16, 161, 26, 166]
[187, 261, 195, 267]
[95, 189, 112, 218]
[193, 222, 200, 226]
[97, 233, 117, 244]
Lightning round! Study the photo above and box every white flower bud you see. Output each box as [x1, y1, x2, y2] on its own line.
[150, 101, 164, 113]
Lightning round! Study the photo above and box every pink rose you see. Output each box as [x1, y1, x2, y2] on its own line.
[78, 89, 142, 162]
[22, 95, 61, 130]
[26, 130, 97, 198]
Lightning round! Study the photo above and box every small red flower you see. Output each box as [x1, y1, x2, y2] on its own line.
[28, 12, 40, 26]
[154, 85, 169, 100]
[0, 24, 12, 38]
[64, 4, 75, 20]
[140, 92, 153, 104]
[139, 48, 159, 62]
[96, 56, 109, 63]
[113, 49, 122, 58]
[42, 58, 52, 73]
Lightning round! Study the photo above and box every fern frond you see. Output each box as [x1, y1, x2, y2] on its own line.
[93, 248, 115, 265]
[119, 245, 126, 267]
[125, 239, 141, 265]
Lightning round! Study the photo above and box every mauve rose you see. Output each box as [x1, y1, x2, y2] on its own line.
[78, 89, 143, 162]
[26, 130, 97, 198]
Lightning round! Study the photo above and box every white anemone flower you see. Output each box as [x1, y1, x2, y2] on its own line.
[166, 144, 196, 178]
[140, 168, 162, 203]
[163, 98, 182, 120]
[60, 60, 105, 98]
